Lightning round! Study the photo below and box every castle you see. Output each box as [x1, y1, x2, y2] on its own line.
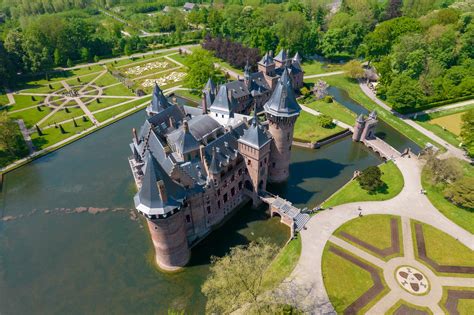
[352, 111, 378, 142]
[128, 65, 301, 270]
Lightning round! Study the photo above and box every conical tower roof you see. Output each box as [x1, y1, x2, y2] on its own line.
[134, 152, 185, 215]
[258, 52, 274, 66]
[204, 77, 216, 94]
[263, 68, 301, 117]
[274, 49, 288, 62]
[293, 52, 302, 63]
[209, 85, 234, 115]
[208, 147, 221, 175]
[149, 83, 170, 114]
[239, 105, 271, 149]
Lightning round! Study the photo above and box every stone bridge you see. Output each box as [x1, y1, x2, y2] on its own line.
[259, 191, 311, 236]
[362, 137, 401, 161]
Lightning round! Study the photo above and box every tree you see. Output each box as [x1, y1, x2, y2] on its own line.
[317, 115, 334, 128]
[425, 156, 463, 184]
[461, 109, 474, 157]
[0, 113, 28, 158]
[201, 239, 278, 314]
[343, 60, 365, 79]
[357, 165, 385, 193]
[443, 177, 474, 209]
[66, 58, 73, 68]
[185, 49, 217, 90]
[53, 48, 62, 66]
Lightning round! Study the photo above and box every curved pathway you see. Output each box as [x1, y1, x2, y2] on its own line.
[289, 155, 473, 314]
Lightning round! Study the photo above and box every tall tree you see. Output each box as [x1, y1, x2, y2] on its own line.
[185, 49, 217, 89]
[461, 109, 474, 158]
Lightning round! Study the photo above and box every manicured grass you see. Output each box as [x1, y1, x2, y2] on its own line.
[387, 300, 433, 315]
[8, 106, 51, 128]
[334, 215, 403, 261]
[8, 95, 46, 111]
[294, 111, 344, 143]
[323, 161, 404, 208]
[113, 51, 175, 68]
[31, 119, 94, 149]
[262, 235, 302, 290]
[94, 72, 121, 87]
[102, 84, 135, 96]
[316, 75, 442, 149]
[93, 97, 150, 122]
[421, 163, 474, 234]
[439, 287, 474, 314]
[304, 99, 356, 125]
[39, 105, 85, 127]
[301, 60, 343, 75]
[414, 221, 474, 270]
[66, 72, 101, 86]
[69, 65, 104, 77]
[0, 92, 9, 106]
[173, 89, 201, 103]
[19, 81, 64, 94]
[322, 243, 387, 313]
[87, 97, 135, 112]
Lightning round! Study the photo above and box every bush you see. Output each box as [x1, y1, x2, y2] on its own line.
[317, 114, 334, 128]
[323, 95, 333, 103]
[357, 166, 385, 193]
[300, 87, 310, 97]
[443, 177, 474, 209]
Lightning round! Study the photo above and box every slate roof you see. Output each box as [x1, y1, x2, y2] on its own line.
[187, 115, 222, 140]
[369, 110, 377, 120]
[208, 147, 220, 174]
[134, 152, 186, 216]
[248, 72, 270, 93]
[147, 104, 185, 136]
[264, 68, 301, 117]
[293, 52, 302, 63]
[204, 77, 216, 94]
[173, 121, 200, 154]
[238, 109, 271, 149]
[209, 85, 235, 115]
[226, 80, 250, 99]
[258, 52, 274, 66]
[357, 114, 365, 123]
[148, 84, 171, 115]
[274, 49, 288, 62]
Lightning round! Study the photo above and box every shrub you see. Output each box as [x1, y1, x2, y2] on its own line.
[317, 114, 334, 128]
[323, 95, 333, 103]
[443, 177, 474, 209]
[357, 166, 385, 193]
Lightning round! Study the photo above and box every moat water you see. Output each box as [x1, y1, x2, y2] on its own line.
[0, 90, 418, 314]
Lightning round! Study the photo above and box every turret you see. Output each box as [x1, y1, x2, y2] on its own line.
[146, 83, 171, 116]
[274, 49, 289, 68]
[352, 114, 366, 142]
[244, 60, 251, 88]
[264, 68, 301, 183]
[258, 52, 275, 76]
[134, 152, 190, 270]
[361, 110, 378, 140]
[202, 78, 216, 114]
[238, 105, 272, 196]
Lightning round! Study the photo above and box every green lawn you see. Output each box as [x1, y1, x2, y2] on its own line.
[294, 111, 344, 143]
[421, 162, 474, 234]
[0, 92, 9, 106]
[315, 75, 443, 150]
[8, 106, 51, 128]
[301, 60, 343, 75]
[39, 105, 85, 127]
[31, 119, 94, 149]
[19, 81, 64, 94]
[387, 300, 433, 315]
[8, 95, 46, 111]
[414, 221, 474, 271]
[334, 215, 403, 261]
[102, 84, 135, 96]
[323, 161, 404, 208]
[112, 51, 176, 68]
[439, 287, 474, 315]
[65, 72, 101, 86]
[94, 73, 121, 87]
[262, 235, 302, 290]
[322, 243, 387, 313]
[304, 99, 356, 125]
[87, 97, 135, 112]
[93, 97, 150, 122]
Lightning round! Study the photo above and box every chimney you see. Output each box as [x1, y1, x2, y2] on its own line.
[132, 128, 138, 143]
[183, 120, 189, 133]
[202, 93, 207, 114]
[199, 145, 209, 175]
[157, 180, 168, 203]
[169, 116, 175, 129]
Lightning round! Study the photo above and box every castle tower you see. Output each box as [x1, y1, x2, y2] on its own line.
[352, 114, 366, 141]
[360, 110, 378, 140]
[238, 106, 272, 195]
[244, 60, 251, 88]
[273, 49, 288, 68]
[258, 52, 275, 77]
[202, 78, 216, 114]
[134, 152, 190, 271]
[264, 68, 301, 183]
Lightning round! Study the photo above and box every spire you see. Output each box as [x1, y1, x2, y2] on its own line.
[357, 114, 365, 123]
[263, 67, 301, 118]
[293, 52, 302, 63]
[274, 49, 287, 63]
[239, 103, 272, 149]
[209, 85, 234, 116]
[258, 52, 273, 66]
[369, 110, 377, 120]
[209, 147, 220, 175]
[148, 83, 171, 115]
[204, 77, 216, 95]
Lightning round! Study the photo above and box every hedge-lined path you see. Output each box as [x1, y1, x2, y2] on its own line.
[289, 155, 473, 314]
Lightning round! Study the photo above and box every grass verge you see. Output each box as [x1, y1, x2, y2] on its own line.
[294, 111, 344, 143]
[386, 300, 433, 315]
[323, 161, 404, 208]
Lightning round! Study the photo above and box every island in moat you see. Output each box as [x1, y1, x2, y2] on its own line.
[127, 50, 381, 271]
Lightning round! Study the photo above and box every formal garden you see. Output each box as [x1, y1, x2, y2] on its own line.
[322, 215, 474, 314]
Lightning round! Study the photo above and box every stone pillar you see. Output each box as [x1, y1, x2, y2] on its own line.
[146, 211, 190, 271]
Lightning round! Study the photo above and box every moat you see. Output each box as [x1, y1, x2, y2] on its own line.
[0, 94, 419, 313]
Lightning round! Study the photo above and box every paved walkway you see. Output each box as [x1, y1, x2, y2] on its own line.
[359, 82, 471, 163]
[304, 71, 345, 80]
[404, 99, 474, 118]
[17, 119, 35, 154]
[289, 155, 474, 314]
[6, 92, 15, 105]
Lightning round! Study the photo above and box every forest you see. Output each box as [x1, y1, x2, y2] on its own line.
[0, 0, 473, 111]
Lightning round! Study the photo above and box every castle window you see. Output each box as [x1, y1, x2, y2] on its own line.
[264, 157, 267, 163]
[238, 181, 243, 190]
[231, 175, 235, 181]
[218, 200, 221, 208]
[207, 206, 211, 214]
[217, 189, 221, 196]
[260, 161, 262, 167]
[272, 162, 276, 168]
[247, 159, 251, 165]
[185, 215, 191, 223]
[231, 187, 235, 196]
[223, 193, 228, 203]
[287, 132, 290, 140]
[238, 169, 242, 175]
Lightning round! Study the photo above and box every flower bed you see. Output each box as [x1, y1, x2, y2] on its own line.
[141, 72, 187, 88]
[125, 61, 170, 76]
